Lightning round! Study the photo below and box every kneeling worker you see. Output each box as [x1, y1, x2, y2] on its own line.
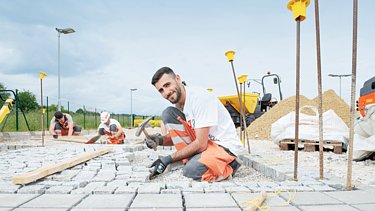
[49, 111, 81, 137]
[98, 112, 125, 144]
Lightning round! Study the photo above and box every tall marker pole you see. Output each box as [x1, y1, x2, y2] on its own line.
[346, 0, 358, 191]
[40, 72, 47, 147]
[225, 51, 250, 153]
[287, 0, 310, 180]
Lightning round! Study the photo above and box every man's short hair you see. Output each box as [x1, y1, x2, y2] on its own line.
[54, 111, 63, 119]
[151, 67, 176, 85]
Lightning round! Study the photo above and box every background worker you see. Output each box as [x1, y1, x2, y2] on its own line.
[49, 111, 81, 138]
[146, 67, 244, 182]
[98, 111, 125, 144]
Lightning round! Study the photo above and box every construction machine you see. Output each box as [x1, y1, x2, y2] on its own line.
[218, 72, 283, 127]
[0, 90, 16, 124]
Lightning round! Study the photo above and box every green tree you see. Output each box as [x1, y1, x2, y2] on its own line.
[76, 108, 84, 113]
[17, 90, 39, 112]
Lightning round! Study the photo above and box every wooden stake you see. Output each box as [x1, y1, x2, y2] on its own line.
[12, 147, 113, 185]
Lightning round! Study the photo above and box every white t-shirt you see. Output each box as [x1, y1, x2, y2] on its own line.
[98, 118, 122, 133]
[182, 86, 244, 156]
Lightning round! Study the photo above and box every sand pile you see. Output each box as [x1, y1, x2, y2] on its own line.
[247, 89, 350, 140]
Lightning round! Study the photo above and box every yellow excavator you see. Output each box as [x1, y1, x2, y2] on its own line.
[0, 90, 16, 124]
[218, 72, 283, 127]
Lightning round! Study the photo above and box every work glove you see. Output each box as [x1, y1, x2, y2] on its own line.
[148, 155, 173, 180]
[145, 133, 164, 150]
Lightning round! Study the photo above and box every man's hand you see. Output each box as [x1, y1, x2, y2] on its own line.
[148, 155, 173, 180]
[145, 133, 163, 150]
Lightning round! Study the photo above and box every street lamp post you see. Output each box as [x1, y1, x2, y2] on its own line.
[130, 88, 137, 128]
[328, 74, 352, 98]
[56, 27, 75, 111]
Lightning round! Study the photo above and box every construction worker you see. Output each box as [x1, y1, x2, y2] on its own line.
[97, 112, 125, 144]
[49, 111, 81, 137]
[146, 67, 244, 182]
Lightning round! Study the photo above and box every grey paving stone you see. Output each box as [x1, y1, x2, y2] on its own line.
[181, 188, 204, 194]
[20, 194, 86, 208]
[137, 185, 161, 194]
[166, 182, 191, 189]
[131, 194, 182, 208]
[114, 186, 137, 194]
[325, 190, 375, 204]
[0, 194, 39, 208]
[188, 208, 241, 211]
[352, 203, 375, 211]
[13, 208, 67, 211]
[0, 182, 20, 193]
[129, 209, 182, 211]
[184, 193, 238, 208]
[299, 205, 359, 211]
[106, 180, 127, 187]
[45, 186, 75, 194]
[117, 166, 132, 172]
[93, 186, 117, 194]
[17, 185, 47, 194]
[204, 187, 226, 193]
[280, 192, 343, 206]
[70, 188, 93, 194]
[225, 186, 252, 193]
[307, 184, 336, 191]
[161, 189, 181, 194]
[74, 194, 134, 209]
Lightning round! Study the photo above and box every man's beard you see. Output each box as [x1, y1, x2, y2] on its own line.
[168, 85, 182, 104]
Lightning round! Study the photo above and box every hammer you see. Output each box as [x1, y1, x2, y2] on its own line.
[135, 116, 155, 149]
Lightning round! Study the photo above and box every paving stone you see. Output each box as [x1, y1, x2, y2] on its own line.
[129, 209, 182, 211]
[0, 194, 39, 208]
[20, 194, 86, 208]
[307, 184, 336, 191]
[166, 182, 191, 189]
[74, 194, 134, 209]
[106, 180, 127, 187]
[114, 186, 138, 194]
[115, 174, 131, 180]
[184, 193, 238, 208]
[352, 203, 375, 211]
[204, 187, 226, 193]
[191, 182, 211, 188]
[181, 188, 204, 194]
[0, 182, 20, 193]
[91, 173, 116, 182]
[280, 192, 343, 206]
[93, 186, 117, 194]
[17, 185, 47, 194]
[45, 186, 74, 194]
[131, 194, 182, 209]
[225, 186, 252, 193]
[61, 181, 88, 188]
[161, 189, 181, 194]
[132, 166, 149, 172]
[13, 208, 67, 211]
[117, 166, 132, 172]
[73, 171, 97, 181]
[70, 188, 93, 194]
[137, 185, 161, 194]
[325, 190, 375, 204]
[84, 182, 106, 189]
[299, 205, 358, 211]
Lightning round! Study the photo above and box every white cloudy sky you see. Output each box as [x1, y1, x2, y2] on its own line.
[0, 0, 374, 115]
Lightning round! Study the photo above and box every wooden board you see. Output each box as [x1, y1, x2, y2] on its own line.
[12, 147, 113, 185]
[279, 140, 344, 154]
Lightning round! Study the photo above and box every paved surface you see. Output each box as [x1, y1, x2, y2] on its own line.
[1, 132, 375, 210]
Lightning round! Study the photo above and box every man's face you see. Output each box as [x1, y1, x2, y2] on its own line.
[56, 117, 64, 124]
[154, 73, 182, 104]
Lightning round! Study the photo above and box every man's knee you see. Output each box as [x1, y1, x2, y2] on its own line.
[162, 106, 185, 125]
[183, 156, 207, 181]
[73, 125, 81, 135]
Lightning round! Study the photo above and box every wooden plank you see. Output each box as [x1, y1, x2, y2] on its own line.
[12, 147, 113, 185]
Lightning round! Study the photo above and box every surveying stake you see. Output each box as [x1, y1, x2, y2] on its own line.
[40, 72, 47, 147]
[287, 0, 310, 180]
[225, 51, 250, 153]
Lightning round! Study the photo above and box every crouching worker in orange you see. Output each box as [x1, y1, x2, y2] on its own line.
[146, 67, 244, 182]
[49, 111, 81, 138]
[98, 112, 125, 144]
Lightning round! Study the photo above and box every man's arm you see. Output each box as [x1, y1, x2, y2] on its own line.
[170, 127, 209, 162]
[66, 114, 74, 136]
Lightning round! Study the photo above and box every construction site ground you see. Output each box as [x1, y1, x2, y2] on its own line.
[1, 128, 375, 210]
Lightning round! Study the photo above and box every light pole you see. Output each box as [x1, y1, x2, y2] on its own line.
[56, 27, 75, 111]
[328, 74, 352, 98]
[130, 88, 137, 128]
